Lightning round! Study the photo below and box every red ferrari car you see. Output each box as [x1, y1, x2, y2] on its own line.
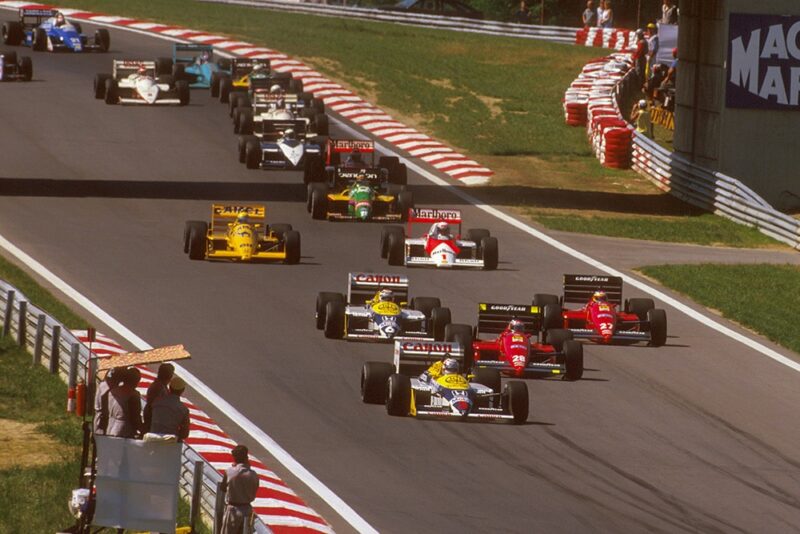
[535, 274, 667, 347]
[467, 302, 583, 381]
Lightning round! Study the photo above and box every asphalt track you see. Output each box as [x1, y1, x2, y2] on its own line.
[2, 22, 800, 534]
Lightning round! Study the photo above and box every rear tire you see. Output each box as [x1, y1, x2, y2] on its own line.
[172, 63, 186, 81]
[303, 155, 324, 184]
[361, 362, 392, 404]
[95, 29, 110, 52]
[316, 292, 344, 330]
[647, 309, 667, 347]
[411, 297, 441, 318]
[380, 226, 404, 259]
[245, 139, 260, 169]
[504, 382, 529, 425]
[473, 367, 501, 392]
[397, 191, 413, 221]
[386, 374, 411, 417]
[18, 56, 31, 81]
[313, 113, 329, 136]
[544, 328, 572, 351]
[219, 76, 232, 103]
[562, 340, 584, 381]
[155, 57, 172, 76]
[310, 183, 328, 220]
[237, 135, 256, 164]
[32, 28, 47, 52]
[627, 298, 655, 321]
[2, 22, 23, 46]
[481, 236, 498, 270]
[176, 80, 190, 106]
[387, 233, 404, 266]
[324, 301, 345, 339]
[430, 307, 451, 342]
[444, 323, 474, 371]
[533, 293, 560, 308]
[210, 71, 222, 97]
[542, 303, 562, 331]
[283, 230, 301, 264]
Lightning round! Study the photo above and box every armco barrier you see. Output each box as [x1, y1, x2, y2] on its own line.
[0, 278, 333, 533]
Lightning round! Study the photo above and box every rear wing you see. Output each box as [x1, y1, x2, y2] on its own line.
[336, 168, 381, 184]
[210, 204, 265, 233]
[328, 138, 374, 153]
[393, 340, 464, 374]
[255, 119, 308, 139]
[407, 208, 462, 224]
[113, 60, 156, 79]
[347, 272, 408, 306]
[253, 91, 298, 106]
[20, 8, 56, 20]
[476, 303, 541, 337]
[173, 43, 214, 61]
[231, 58, 270, 76]
[563, 274, 623, 305]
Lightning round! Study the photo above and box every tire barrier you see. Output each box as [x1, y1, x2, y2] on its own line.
[575, 27, 636, 50]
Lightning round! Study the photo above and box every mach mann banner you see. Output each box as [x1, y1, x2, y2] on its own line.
[727, 13, 800, 110]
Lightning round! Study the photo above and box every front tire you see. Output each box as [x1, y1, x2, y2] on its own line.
[387, 232, 404, 266]
[316, 292, 344, 330]
[94, 73, 110, 99]
[648, 309, 667, 347]
[245, 138, 261, 169]
[481, 236, 498, 270]
[504, 382, 529, 425]
[324, 301, 345, 339]
[187, 222, 207, 260]
[562, 340, 584, 381]
[18, 56, 32, 81]
[310, 183, 328, 220]
[473, 367, 501, 392]
[95, 29, 110, 52]
[32, 28, 47, 52]
[386, 374, 411, 417]
[104, 78, 118, 105]
[283, 230, 301, 264]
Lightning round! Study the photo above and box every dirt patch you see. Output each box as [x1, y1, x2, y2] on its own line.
[472, 93, 504, 120]
[429, 78, 456, 90]
[0, 419, 70, 469]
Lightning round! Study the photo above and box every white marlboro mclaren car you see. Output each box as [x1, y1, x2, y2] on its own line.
[315, 272, 453, 342]
[359, 339, 529, 424]
[380, 208, 499, 270]
[93, 60, 189, 106]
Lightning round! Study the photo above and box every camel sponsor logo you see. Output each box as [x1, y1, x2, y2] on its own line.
[352, 273, 405, 284]
[400, 342, 457, 353]
[727, 13, 800, 110]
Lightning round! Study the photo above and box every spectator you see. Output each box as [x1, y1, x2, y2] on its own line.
[143, 362, 175, 432]
[645, 22, 659, 77]
[596, 0, 604, 28]
[632, 29, 648, 83]
[106, 367, 143, 439]
[599, 0, 613, 28]
[220, 445, 260, 534]
[93, 367, 122, 436]
[513, 1, 531, 24]
[582, 1, 596, 28]
[658, 47, 678, 109]
[146, 375, 190, 441]
[660, 0, 678, 25]
[643, 63, 668, 101]
[631, 99, 654, 139]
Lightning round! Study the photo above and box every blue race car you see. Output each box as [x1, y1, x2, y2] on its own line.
[1, 8, 109, 53]
[155, 43, 232, 89]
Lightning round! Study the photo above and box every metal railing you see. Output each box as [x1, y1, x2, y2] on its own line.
[198, 0, 578, 43]
[0, 278, 271, 534]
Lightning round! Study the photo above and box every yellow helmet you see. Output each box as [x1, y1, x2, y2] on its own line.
[236, 210, 249, 223]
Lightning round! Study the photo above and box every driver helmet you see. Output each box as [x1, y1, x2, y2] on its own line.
[378, 289, 393, 302]
[434, 221, 450, 235]
[55, 11, 66, 25]
[592, 290, 608, 303]
[270, 83, 284, 94]
[200, 50, 211, 63]
[355, 172, 367, 183]
[283, 128, 296, 140]
[509, 319, 525, 333]
[272, 109, 293, 120]
[236, 210, 249, 224]
[442, 358, 459, 375]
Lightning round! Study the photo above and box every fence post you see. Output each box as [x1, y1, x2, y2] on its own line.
[68, 343, 80, 390]
[214, 480, 226, 534]
[17, 300, 27, 347]
[189, 461, 204, 533]
[33, 314, 46, 366]
[49, 324, 61, 374]
[3, 289, 14, 338]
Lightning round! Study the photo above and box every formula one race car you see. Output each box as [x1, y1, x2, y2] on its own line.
[94, 60, 190, 105]
[216, 58, 305, 104]
[380, 208, 498, 270]
[534, 274, 667, 346]
[183, 204, 300, 264]
[360, 340, 529, 424]
[470, 303, 583, 380]
[315, 273, 453, 342]
[156, 44, 231, 89]
[0, 50, 32, 81]
[234, 90, 327, 137]
[2, 8, 109, 53]
[307, 139, 412, 221]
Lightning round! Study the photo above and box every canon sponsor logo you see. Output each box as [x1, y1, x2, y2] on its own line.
[353, 273, 402, 284]
[401, 342, 456, 352]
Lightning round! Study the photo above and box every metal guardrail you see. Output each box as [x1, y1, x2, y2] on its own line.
[198, 0, 578, 42]
[0, 279, 271, 534]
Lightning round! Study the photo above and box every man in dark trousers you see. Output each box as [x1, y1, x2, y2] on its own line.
[143, 363, 175, 432]
[146, 375, 190, 441]
[105, 367, 142, 439]
[221, 445, 260, 534]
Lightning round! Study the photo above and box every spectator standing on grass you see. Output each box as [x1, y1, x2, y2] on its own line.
[632, 29, 648, 83]
[221, 445, 260, 534]
[582, 1, 596, 28]
[661, 0, 678, 24]
[106, 367, 142, 439]
[599, 0, 613, 28]
[143, 362, 174, 431]
[513, 1, 531, 24]
[147, 375, 190, 441]
[645, 23, 659, 77]
[631, 99, 654, 139]
[93, 367, 122, 435]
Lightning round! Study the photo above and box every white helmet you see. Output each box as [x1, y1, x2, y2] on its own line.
[270, 83, 283, 93]
[509, 319, 525, 333]
[271, 110, 293, 120]
[435, 221, 449, 234]
[443, 358, 459, 375]
[378, 289, 393, 302]
[283, 128, 296, 140]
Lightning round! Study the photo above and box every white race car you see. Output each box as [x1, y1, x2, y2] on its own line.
[94, 60, 189, 106]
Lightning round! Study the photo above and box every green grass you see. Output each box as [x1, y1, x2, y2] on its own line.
[0, 254, 89, 329]
[639, 264, 800, 354]
[530, 213, 781, 247]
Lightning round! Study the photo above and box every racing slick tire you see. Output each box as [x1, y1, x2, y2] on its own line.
[172, 63, 186, 81]
[627, 298, 655, 321]
[544, 328, 573, 351]
[270, 223, 293, 237]
[2, 22, 23, 46]
[283, 230, 301, 265]
[481, 236, 499, 271]
[218, 58, 232, 71]
[380, 226, 404, 258]
[210, 71, 222, 98]
[176, 80, 190, 106]
[311, 97, 325, 113]
[156, 74, 174, 86]
[18, 56, 31, 81]
[386, 232, 404, 266]
[93, 73, 110, 99]
[94, 29, 110, 52]
[361, 362, 392, 404]
[411, 297, 441, 318]
[396, 191, 414, 221]
[245, 138, 261, 170]
[237, 135, 256, 164]
[219, 76, 232, 103]
[323, 301, 345, 339]
[187, 222, 208, 260]
[309, 183, 328, 220]
[2, 50, 16, 66]
[430, 307, 451, 342]
[229, 92, 249, 117]
[504, 381, 529, 425]
[232, 107, 245, 133]
[238, 109, 253, 135]
[155, 57, 173, 76]
[542, 303, 563, 331]
[386, 374, 411, 417]
[32, 28, 47, 52]
[473, 367, 501, 393]
[303, 155, 325, 185]
[647, 308, 667, 347]
[313, 113, 329, 136]
[104, 78, 118, 105]
[289, 77, 303, 93]
[316, 292, 345, 330]
[444, 324, 474, 370]
[562, 340, 584, 381]
[380, 157, 408, 186]
[465, 228, 490, 244]
[533, 293, 560, 308]
[183, 221, 206, 254]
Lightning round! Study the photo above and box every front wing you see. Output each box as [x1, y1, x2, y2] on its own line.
[475, 359, 566, 377]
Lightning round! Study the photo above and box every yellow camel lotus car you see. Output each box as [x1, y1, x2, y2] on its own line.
[183, 204, 300, 264]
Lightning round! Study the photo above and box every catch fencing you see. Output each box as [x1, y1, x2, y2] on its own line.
[0, 279, 272, 534]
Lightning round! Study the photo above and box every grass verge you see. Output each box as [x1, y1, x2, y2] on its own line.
[639, 264, 800, 354]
